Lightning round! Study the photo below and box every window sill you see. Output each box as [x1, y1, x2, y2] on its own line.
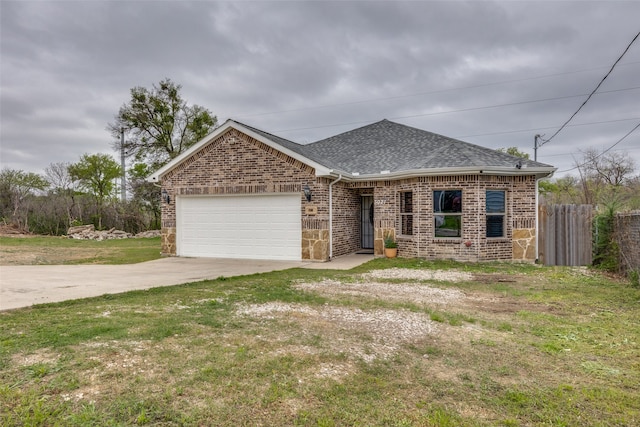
[432, 238, 462, 243]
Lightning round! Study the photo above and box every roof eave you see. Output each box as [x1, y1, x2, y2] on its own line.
[320, 166, 557, 182]
[147, 119, 332, 182]
[147, 120, 236, 183]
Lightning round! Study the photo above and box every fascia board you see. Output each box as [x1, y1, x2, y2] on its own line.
[147, 120, 332, 182]
[319, 166, 556, 182]
[234, 124, 333, 177]
[147, 121, 235, 182]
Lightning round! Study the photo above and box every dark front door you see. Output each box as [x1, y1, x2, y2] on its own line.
[361, 196, 374, 249]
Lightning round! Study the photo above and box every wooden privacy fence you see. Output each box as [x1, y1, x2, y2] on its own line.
[538, 204, 593, 266]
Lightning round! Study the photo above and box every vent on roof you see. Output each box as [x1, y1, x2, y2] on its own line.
[381, 170, 390, 174]
[352, 172, 360, 176]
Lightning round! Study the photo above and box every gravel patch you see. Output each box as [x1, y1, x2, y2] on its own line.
[235, 269, 475, 362]
[363, 268, 473, 282]
[295, 279, 465, 305]
[237, 302, 438, 361]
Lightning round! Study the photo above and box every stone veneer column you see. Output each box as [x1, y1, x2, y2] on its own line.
[161, 227, 177, 256]
[302, 229, 329, 261]
[512, 228, 535, 260]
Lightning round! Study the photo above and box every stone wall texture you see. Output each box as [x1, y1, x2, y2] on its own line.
[615, 211, 640, 275]
[158, 127, 539, 262]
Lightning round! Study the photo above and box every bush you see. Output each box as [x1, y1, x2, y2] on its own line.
[629, 270, 640, 288]
[593, 203, 619, 272]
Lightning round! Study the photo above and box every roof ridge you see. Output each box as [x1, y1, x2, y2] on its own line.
[229, 118, 303, 146]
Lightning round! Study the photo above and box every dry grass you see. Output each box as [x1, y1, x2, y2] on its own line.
[0, 236, 161, 265]
[1, 259, 638, 426]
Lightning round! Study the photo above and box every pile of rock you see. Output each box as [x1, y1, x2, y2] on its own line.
[134, 230, 162, 238]
[66, 225, 162, 240]
[67, 225, 132, 240]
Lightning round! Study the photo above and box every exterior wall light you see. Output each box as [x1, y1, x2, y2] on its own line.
[303, 185, 312, 202]
[161, 189, 171, 204]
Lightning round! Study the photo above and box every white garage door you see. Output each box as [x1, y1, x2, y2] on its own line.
[177, 194, 301, 260]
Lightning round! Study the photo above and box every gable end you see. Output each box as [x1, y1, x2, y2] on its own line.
[164, 129, 316, 182]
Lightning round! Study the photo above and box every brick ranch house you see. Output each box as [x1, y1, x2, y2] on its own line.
[148, 119, 556, 262]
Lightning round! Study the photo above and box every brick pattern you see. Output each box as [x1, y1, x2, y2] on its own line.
[159, 128, 538, 262]
[160, 129, 325, 259]
[330, 185, 361, 257]
[338, 175, 537, 261]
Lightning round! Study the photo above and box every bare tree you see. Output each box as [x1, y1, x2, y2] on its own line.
[574, 149, 637, 207]
[45, 162, 76, 193]
[582, 150, 635, 187]
[45, 162, 78, 226]
[0, 168, 49, 229]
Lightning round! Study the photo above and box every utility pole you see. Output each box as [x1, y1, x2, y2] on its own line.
[534, 134, 544, 162]
[120, 127, 126, 202]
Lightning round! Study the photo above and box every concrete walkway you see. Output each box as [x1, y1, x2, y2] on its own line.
[0, 254, 374, 311]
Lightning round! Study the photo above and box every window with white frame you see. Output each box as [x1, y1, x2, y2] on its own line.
[400, 191, 413, 235]
[486, 190, 506, 238]
[433, 190, 462, 237]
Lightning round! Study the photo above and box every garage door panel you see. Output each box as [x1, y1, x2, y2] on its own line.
[177, 194, 301, 260]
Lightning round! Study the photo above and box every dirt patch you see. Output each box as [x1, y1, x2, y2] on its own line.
[0, 224, 34, 237]
[12, 348, 60, 366]
[0, 245, 106, 265]
[472, 274, 521, 283]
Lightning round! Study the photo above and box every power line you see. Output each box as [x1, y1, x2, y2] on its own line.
[556, 121, 640, 173]
[454, 116, 640, 139]
[273, 86, 640, 134]
[540, 145, 635, 159]
[537, 31, 640, 149]
[232, 61, 640, 119]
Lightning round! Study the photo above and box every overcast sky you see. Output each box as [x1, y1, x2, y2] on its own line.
[1, 0, 639, 179]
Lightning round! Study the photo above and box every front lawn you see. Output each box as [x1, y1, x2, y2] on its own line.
[1, 259, 638, 426]
[0, 236, 161, 265]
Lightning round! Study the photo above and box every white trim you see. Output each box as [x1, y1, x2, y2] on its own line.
[147, 119, 332, 182]
[322, 166, 556, 182]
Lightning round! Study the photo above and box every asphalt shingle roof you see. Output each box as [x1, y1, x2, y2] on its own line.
[233, 120, 309, 157]
[233, 119, 554, 175]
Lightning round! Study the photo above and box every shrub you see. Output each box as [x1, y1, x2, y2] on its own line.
[593, 203, 620, 272]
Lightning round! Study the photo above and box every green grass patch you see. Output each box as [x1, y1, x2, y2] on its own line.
[1, 262, 639, 426]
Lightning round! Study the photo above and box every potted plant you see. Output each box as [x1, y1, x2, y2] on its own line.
[384, 234, 398, 258]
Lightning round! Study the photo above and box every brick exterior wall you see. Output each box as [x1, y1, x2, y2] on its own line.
[159, 128, 538, 262]
[159, 129, 328, 260]
[335, 175, 537, 261]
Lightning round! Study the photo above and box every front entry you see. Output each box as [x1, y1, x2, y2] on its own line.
[361, 196, 374, 249]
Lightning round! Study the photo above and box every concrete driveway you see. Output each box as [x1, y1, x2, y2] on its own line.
[0, 254, 374, 311]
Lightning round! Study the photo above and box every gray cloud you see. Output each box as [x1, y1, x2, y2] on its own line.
[1, 0, 639, 176]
